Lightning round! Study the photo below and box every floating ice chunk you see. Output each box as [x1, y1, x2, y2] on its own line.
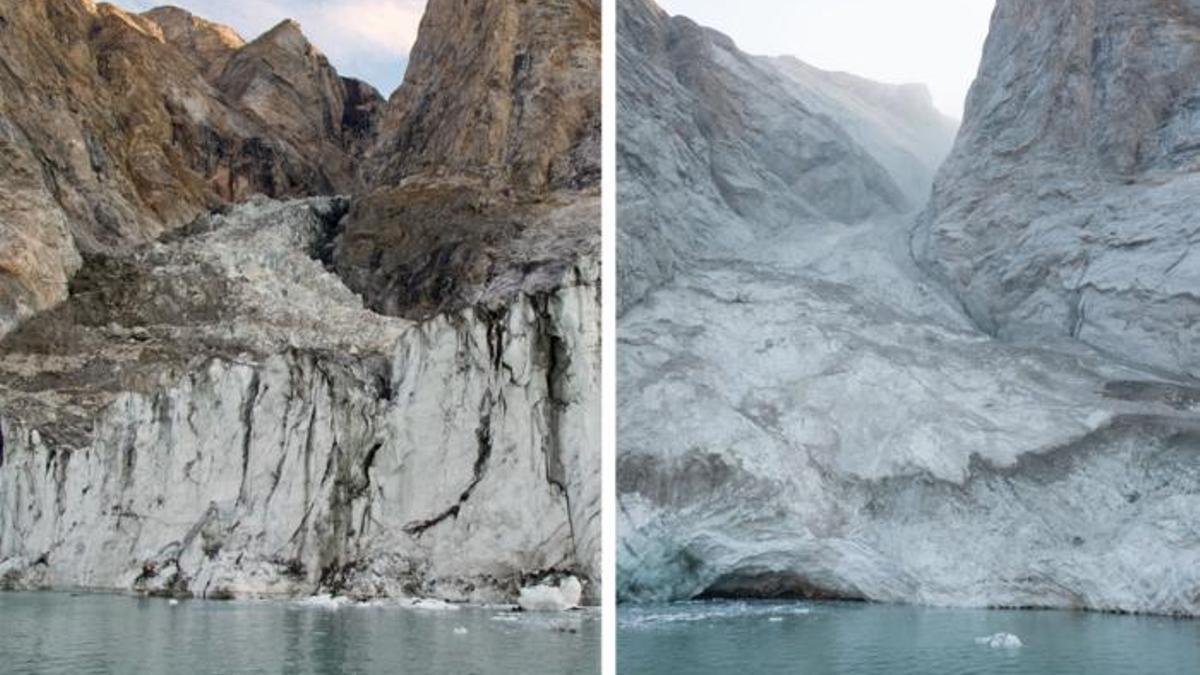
[768, 617, 784, 623]
[518, 576, 583, 612]
[168, 599, 180, 606]
[404, 598, 460, 612]
[453, 626, 469, 635]
[298, 594, 349, 610]
[976, 633, 1022, 649]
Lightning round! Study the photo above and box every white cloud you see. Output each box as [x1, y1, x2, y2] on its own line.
[309, 0, 424, 58]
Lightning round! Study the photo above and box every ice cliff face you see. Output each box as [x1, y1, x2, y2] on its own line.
[618, 0, 1200, 616]
[616, 0, 955, 310]
[0, 198, 599, 602]
[916, 0, 1200, 378]
[0, 0, 599, 604]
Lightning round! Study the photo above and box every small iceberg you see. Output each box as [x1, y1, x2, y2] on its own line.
[298, 594, 350, 610]
[403, 598, 460, 612]
[453, 626, 469, 636]
[518, 576, 583, 612]
[975, 632, 1022, 649]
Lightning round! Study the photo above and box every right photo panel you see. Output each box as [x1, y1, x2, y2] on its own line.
[616, 0, 1200, 672]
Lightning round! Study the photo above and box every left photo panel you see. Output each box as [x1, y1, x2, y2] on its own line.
[0, 0, 601, 672]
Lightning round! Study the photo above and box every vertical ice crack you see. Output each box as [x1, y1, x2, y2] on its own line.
[236, 372, 262, 505]
[534, 293, 579, 562]
[402, 392, 495, 536]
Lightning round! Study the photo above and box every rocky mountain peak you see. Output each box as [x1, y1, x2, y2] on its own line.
[256, 18, 311, 55]
[214, 14, 361, 184]
[141, 5, 245, 78]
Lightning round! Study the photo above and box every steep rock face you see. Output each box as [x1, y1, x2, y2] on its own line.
[0, 198, 601, 603]
[617, 0, 956, 310]
[214, 19, 368, 193]
[145, 8, 384, 170]
[338, 0, 601, 319]
[372, 0, 600, 191]
[618, 0, 1200, 617]
[916, 0, 1200, 378]
[340, 76, 386, 156]
[0, 0, 375, 336]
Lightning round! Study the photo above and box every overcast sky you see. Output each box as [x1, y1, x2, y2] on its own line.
[122, 0, 427, 96]
[658, 0, 996, 119]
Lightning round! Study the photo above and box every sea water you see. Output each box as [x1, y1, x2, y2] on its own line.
[0, 591, 598, 674]
[619, 601, 1200, 674]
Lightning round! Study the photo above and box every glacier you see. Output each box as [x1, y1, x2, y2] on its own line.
[617, 0, 1200, 617]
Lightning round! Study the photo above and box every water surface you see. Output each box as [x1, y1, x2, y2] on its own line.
[619, 601, 1200, 674]
[0, 592, 598, 675]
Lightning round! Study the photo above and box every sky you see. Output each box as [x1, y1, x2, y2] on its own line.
[122, 0, 427, 96]
[658, 0, 996, 119]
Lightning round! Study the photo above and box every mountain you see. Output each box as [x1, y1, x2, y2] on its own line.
[141, 5, 245, 79]
[213, 18, 375, 192]
[617, 0, 1200, 616]
[0, 1, 379, 336]
[337, 0, 601, 319]
[0, 0, 599, 604]
[916, 0, 1200, 379]
[616, 0, 956, 310]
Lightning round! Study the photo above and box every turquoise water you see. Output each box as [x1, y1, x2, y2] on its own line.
[619, 601, 1200, 674]
[0, 592, 599, 674]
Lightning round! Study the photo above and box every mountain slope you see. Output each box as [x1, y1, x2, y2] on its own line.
[0, 0, 600, 604]
[916, 0, 1200, 378]
[617, 0, 956, 310]
[0, 0, 376, 336]
[617, 0, 1200, 616]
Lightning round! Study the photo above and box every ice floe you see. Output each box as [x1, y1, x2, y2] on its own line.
[975, 633, 1023, 649]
